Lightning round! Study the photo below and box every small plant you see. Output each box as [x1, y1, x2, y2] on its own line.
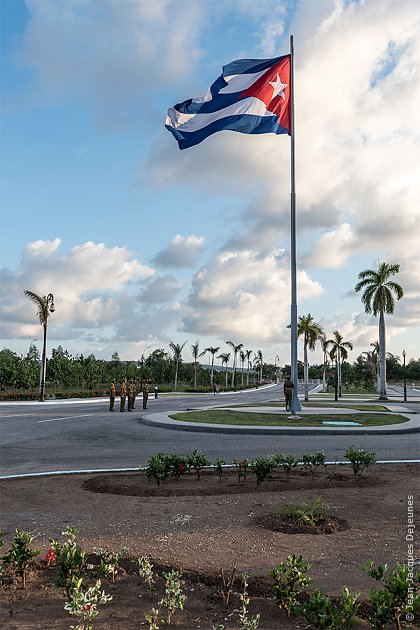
[168, 453, 188, 478]
[301, 451, 326, 478]
[50, 526, 87, 596]
[364, 561, 420, 630]
[1, 528, 40, 588]
[232, 458, 250, 482]
[46, 548, 56, 567]
[251, 456, 276, 485]
[277, 497, 330, 528]
[270, 554, 312, 616]
[274, 453, 298, 478]
[238, 572, 260, 629]
[145, 453, 172, 486]
[214, 456, 225, 481]
[145, 607, 161, 630]
[297, 586, 360, 629]
[94, 546, 128, 584]
[64, 576, 112, 630]
[186, 449, 211, 479]
[136, 556, 156, 598]
[345, 446, 376, 478]
[159, 570, 186, 624]
[219, 561, 237, 608]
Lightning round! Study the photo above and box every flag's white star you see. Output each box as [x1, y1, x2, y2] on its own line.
[268, 74, 288, 100]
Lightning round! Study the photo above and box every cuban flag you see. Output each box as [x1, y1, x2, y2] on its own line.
[166, 55, 291, 150]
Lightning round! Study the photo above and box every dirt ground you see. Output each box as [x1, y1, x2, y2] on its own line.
[1, 463, 419, 629]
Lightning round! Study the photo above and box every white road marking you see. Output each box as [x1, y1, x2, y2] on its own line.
[0, 413, 36, 418]
[37, 413, 94, 424]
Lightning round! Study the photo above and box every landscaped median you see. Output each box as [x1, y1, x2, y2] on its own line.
[168, 408, 409, 427]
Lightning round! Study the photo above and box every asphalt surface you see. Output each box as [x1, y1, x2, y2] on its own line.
[1, 384, 419, 476]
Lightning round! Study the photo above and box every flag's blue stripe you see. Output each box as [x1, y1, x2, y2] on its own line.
[174, 91, 249, 115]
[166, 113, 289, 150]
[221, 55, 287, 77]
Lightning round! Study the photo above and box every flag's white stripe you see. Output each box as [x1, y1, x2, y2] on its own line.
[191, 68, 269, 105]
[166, 96, 272, 133]
[220, 68, 270, 94]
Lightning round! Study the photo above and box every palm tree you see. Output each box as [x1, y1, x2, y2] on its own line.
[191, 340, 205, 390]
[226, 341, 243, 389]
[218, 352, 231, 389]
[362, 341, 380, 393]
[254, 349, 263, 384]
[239, 350, 246, 386]
[319, 333, 330, 393]
[245, 349, 253, 385]
[297, 314, 324, 401]
[355, 262, 404, 399]
[204, 346, 220, 388]
[169, 340, 187, 391]
[327, 331, 353, 398]
[24, 290, 55, 401]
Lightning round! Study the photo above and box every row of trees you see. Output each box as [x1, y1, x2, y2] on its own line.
[296, 261, 405, 400]
[1, 340, 418, 394]
[0, 261, 408, 398]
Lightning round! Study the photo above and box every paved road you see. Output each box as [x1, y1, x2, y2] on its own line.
[1, 384, 419, 476]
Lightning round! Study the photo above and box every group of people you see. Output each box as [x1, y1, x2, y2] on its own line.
[109, 379, 156, 412]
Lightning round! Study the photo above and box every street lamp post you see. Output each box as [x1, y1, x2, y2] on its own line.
[402, 350, 407, 403]
[40, 294, 55, 402]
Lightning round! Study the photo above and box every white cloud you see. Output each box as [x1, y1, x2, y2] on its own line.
[154, 234, 205, 268]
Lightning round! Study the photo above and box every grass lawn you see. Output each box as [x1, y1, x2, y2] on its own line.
[169, 410, 409, 427]
[229, 402, 390, 412]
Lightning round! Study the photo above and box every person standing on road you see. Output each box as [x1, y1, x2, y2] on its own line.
[120, 378, 127, 412]
[127, 379, 134, 411]
[109, 379, 116, 411]
[284, 377, 294, 411]
[131, 379, 137, 409]
[143, 380, 149, 409]
[154, 385, 159, 399]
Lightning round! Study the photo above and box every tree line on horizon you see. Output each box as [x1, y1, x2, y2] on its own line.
[0, 261, 414, 396]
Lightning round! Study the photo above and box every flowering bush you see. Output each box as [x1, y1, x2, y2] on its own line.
[64, 576, 112, 630]
[50, 526, 87, 596]
[186, 450, 211, 479]
[232, 458, 250, 482]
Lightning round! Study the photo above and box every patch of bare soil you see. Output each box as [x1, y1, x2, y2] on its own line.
[1, 464, 419, 629]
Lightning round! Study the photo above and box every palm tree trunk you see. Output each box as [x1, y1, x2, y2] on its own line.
[225, 364, 228, 389]
[379, 310, 387, 399]
[174, 359, 179, 391]
[231, 355, 236, 389]
[304, 340, 309, 401]
[194, 364, 197, 390]
[338, 351, 342, 397]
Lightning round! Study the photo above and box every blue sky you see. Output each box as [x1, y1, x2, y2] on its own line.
[1, 0, 419, 367]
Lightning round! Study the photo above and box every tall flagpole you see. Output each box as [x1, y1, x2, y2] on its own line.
[289, 35, 301, 413]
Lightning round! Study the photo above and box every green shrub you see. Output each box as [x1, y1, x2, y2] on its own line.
[297, 586, 360, 629]
[251, 456, 276, 485]
[345, 446, 376, 478]
[364, 561, 420, 630]
[1, 529, 40, 588]
[145, 453, 173, 486]
[277, 497, 329, 528]
[301, 451, 326, 478]
[186, 450, 211, 479]
[270, 554, 312, 616]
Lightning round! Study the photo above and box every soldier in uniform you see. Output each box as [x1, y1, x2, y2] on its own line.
[142, 380, 149, 409]
[109, 379, 116, 411]
[283, 377, 294, 411]
[127, 379, 134, 411]
[120, 378, 127, 412]
[131, 379, 137, 409]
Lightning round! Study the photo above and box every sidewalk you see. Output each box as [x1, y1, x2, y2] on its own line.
[140, 404, 420, 435]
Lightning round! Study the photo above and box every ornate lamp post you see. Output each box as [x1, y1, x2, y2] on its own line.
[40, 294, 55, 402]
[402, 350, 407, 402]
